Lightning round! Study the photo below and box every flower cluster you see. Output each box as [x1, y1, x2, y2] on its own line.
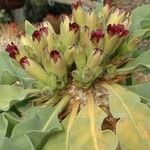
[5, 1, 138, 90]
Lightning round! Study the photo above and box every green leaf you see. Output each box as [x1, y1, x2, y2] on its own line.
[126, 82, 150, 107]
[0, 138, 21, 150]
[104, 84, 150, 150]
[3, 113, 20, 138]
[44, 92, 118, 150]
[141, 20, 150, 29]
[131, 4, 150, 37]
[95, 2, 103, 12]
[141, 20, 150, 39]
[0, 112, 20, 147]
[117, 49, 150, 74]
[0, 70, 17, 85]
[25, 20, 37, 36]
[7, 95, 70, 150]
[0, 51, 35, 88]
[143, 31, 150, 39]
[0, 114, 8, 139]
[0, 85, 39, 111]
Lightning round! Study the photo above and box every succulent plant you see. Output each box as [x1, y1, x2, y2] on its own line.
[5, 1, 133, 89]
[0, 1, 150, 150]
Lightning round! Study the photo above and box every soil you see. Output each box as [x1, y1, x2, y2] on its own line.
[114, 0, 150, 10]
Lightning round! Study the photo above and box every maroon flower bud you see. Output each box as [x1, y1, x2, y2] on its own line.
[32, 30, 42, 42]
[72, 1, 82, 10]
[39, 27, 48, 36]
[5, 42, 19, 59]
[69, 22, 80, 33]
[20, 57, 30, 68]
[91, 29, 105, 44]
[107, 24, 129, 37]
[50, 50, 61, 63]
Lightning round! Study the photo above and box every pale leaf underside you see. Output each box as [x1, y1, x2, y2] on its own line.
[104, 84, 150, 150]
[44, 91, 118, 150]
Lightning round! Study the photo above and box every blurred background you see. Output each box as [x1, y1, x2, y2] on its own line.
[0, 0, 149, 24]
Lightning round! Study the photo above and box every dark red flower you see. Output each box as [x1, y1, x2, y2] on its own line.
[107, 24, 129, 37]
[50, 50, 61, 63]
[20, 57, 30, 68]
[72, 1, 82, 10]
[91, 29, 105, 44]
[5, 42, 19, 59]
[69, 22, 80, 33]
[39, 27, 48, 36]
[32, 30, 42, 42]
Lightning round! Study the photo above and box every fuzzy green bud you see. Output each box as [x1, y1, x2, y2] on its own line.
[106, 5, 131, 28]
[60, 15, 71, 36]
[102, 1, 112, 21]
[20, 57, 50, 84]
[72, 1, 85, 26]
[21, 34, 33, 48]
[80, 26, 90, 48]
[60, 20, 80, 49]
[66, 22, 80, 48]
[50, 50, 67, 78]
[39, 22, 56, 51]
[32, 30, 47, 57]
[74, 46, 86, 71]
[119, 35, 140, 54]
[40, 21, 55, 34]
[85, 9, 97, 31]
[20, 34, 40, 59]
[86, 48, 102, 69]
[41, 28, 54, 51]
[107, 6, 125, 25]
[47, 72, 57, 91]
[42, 51, 52, 74]
[102, 24, 129, 61]
[64, 45, 76, 66]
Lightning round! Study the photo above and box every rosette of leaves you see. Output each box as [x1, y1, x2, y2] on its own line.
[0, 1, 150, 150]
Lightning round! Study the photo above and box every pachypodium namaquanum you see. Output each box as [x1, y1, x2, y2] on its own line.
[2, 0, 150, 150]
[5, 1, 136, 90]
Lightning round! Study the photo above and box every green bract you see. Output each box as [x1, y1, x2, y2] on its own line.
[0, 1, 150, 150]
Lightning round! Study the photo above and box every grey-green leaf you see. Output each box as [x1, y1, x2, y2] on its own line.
[44, 93, 118, 150]
[104, 84, 150, 150]
[0, 114, 8, 139]
[8, 95, 70, 150]
[0, 51, 35, 88]
[0, 85, 39, 111]
[126, 82, 150, 107]
[117, 49, 150, 74]
[0, 113, 20, 149]
[131, 4, 150, 37]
